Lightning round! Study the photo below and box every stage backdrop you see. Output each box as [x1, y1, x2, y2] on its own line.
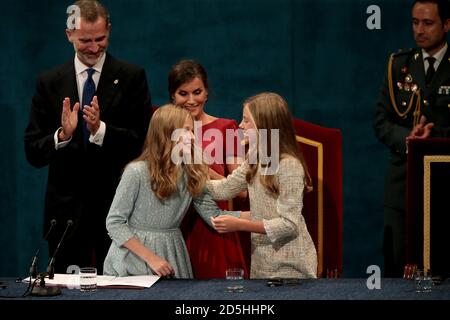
[1, 0, 422, 277]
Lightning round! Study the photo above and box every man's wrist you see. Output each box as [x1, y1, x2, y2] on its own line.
[91, 124, 100, 136]
[58, 128, 70, 141]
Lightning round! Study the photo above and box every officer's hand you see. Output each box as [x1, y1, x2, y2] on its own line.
[408, 115, 434, 140]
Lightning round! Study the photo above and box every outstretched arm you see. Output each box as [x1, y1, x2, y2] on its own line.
[211, 211, 266, 234]
[206, 161, 248, 200]
[192, 189, 241, 228]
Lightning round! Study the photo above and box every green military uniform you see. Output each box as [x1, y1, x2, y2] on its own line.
[374, 45, 450, 277]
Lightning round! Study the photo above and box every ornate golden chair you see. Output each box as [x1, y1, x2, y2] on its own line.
[406, 138, 450, 279]
[292, 119, 343, 278]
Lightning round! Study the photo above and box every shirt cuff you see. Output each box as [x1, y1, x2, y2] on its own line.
[109, 228, 136, 248]
[89, 121, 106, 146]
[224, 210, 241, 218]
[263, 219, 277, 244]
[54, 128, 72, 150]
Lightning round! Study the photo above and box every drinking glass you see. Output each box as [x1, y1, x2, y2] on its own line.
[79, 267, 97, 292]
[414, 269, 432, 293]
[225, 268, 244, 293]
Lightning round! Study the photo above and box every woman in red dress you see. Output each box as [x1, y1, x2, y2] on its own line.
[168, 59, 250, 279]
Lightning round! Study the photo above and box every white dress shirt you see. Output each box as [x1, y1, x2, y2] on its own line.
[422, 42, 447, 73]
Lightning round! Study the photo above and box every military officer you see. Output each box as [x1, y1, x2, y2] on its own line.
[374, 0, 450, 277]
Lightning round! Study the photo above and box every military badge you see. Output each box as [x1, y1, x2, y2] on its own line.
[438, 86, 450, 95]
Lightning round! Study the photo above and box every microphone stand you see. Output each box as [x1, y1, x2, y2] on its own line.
[30, 220, 73, 297]
[30, 273, 61, 297]
[30, 219, 56, 279]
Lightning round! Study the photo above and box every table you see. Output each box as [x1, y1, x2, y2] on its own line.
[1, 278, 449, 317]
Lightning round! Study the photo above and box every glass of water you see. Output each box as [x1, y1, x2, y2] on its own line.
[415, 269, 432, 293]
[225, 268, 244, 293]
[79, 267, 97, 292]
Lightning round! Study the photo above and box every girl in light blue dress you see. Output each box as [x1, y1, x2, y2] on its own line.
[103, 104, 240, 278]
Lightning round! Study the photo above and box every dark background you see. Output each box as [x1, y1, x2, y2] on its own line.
[1, 0, 424, 277]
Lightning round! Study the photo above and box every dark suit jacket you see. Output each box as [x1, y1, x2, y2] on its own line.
[24, 53, 152, 244]
[374, 46, 450, 210]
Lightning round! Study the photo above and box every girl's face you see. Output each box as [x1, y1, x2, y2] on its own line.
[173, 77, 208, 119]
[239, 104, 256, 142]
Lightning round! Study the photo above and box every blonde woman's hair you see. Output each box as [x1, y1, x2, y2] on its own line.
[134, 104, 208, 200]
[244, 92, 312, 194]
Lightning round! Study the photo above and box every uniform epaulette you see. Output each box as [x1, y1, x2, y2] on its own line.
[391, 48, 415, 58]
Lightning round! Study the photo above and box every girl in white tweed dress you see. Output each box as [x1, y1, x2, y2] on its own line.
[208, 92, 318, 279]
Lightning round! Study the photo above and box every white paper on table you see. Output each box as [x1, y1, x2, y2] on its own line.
[23, 274, 160, 289]
[98, 275, 160, 288]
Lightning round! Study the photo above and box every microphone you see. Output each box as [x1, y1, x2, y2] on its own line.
[46, 219, 73, 279]
[29, 219, 56, 279]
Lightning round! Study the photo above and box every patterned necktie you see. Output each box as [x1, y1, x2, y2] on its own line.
[425, 56, 436, 85]
[81, 68, 96, 145]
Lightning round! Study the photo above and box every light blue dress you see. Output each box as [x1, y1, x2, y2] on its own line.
[103, 161, 239, 278]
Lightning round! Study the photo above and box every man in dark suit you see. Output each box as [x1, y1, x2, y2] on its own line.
[24, 0, 152, 274]
[374, 0, 450, 277]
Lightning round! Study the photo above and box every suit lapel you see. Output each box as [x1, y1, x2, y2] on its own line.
[96, 53, 121, 114]
[56, 60, 85, 146]
[58, 61, 79, 103]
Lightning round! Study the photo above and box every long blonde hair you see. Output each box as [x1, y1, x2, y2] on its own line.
[135, 104, 208, 200]
[244, 92, 312, 194]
